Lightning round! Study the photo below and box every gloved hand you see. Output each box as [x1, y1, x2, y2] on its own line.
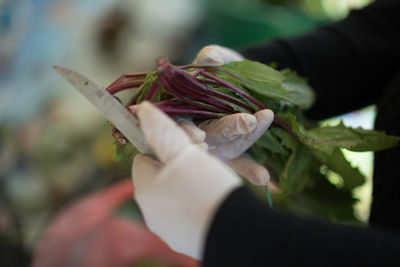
[132, 102, 242, 259]
[176, 111, 274, 186]
[176, 45, 275, 187]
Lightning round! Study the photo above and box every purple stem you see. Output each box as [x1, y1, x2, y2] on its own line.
[159, 75, 227, 114]
[143, 80, 161, 101]
[106, 74, 126, 92]
[108, 81, 144, 95]
[175, 83, 235, 113]
[106, 73, 148, 93]
[196, 80, 256, 112]
[200, 71, 266, 109]
[126, 87, 144, 106]
[200, 71, 299, 140]
[170, 67, 255, 113]
[180, 65, 249, 84]
[160, 91, 173, 101]
[272, 116, 299, 141]
[196, 78, 219, 85]
[125, 73, 148, 79]
[128, 100, 224, 119]
[192, 69, 202, 78]
[163, 70, 235, 113]
[207, 66, 249, 84]
[162, 108, 223, 119]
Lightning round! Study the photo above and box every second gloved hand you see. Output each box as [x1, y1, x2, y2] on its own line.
[176, 110, 274, 186]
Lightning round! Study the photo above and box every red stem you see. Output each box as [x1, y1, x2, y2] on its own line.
[108, 81, 144, 95]
[200, 71, 266, 109]
[192, 69, 202, 77]
[128, 100, 224, 119]
[126, 87, 144, 106]
[106, 74, 126, 92]
[125, 73, 148, 78]
[160, 63, 254, 113]
[162, 68, 236, 113]
[144, 80, 161, 101]
[159, 75, 227, 114]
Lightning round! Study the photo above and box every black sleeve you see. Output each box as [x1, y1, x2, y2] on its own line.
[203, 187, 400, 267]
[240, 0, 400, 120]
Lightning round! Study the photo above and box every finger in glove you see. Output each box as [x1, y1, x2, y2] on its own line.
[224, 153, 270, 186]
[198, 113, 257, 145]
[137, 102, 193, 163]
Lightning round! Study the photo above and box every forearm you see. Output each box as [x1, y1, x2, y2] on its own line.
[203, 187, 400, 266]
[241, 0, 400, 120]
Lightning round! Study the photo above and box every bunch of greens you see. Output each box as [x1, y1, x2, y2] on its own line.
[108, 58, 399, 222]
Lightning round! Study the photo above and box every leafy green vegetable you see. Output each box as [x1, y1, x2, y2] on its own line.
[254, 130, 289, 155]
[305, 121, 400, 154]
[106, 58, 399, 223]
[281, 69, 315, 110]
[312, 148, 365, 192]
[280, 143, 312, 193]
[221, 60, 284, 85]
[220, 61, 295, 106]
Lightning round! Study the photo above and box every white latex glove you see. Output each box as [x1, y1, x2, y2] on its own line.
[192, 44, 245, 65]
[132, 102, 242, 260]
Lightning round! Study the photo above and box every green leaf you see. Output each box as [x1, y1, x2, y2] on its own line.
[255, 130, 288, 155]
[272, 126, 298, 151]
[221, 60, 283, 85]
[273, 160, 360, 222]
[280, 143, 312, 193]
[312, 148, 366, 191]
[281, 69, 315, 110]
[113, 141, 139, 162]
[301, 167, 360, 222]
[219, 60, 295, 105]
[249, 145, 269, 166]
[276, 113, 399, 155]
[276, 111, 308, 140]
[305, 121, 400, 155]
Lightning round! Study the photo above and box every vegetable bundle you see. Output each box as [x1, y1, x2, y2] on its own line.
[109, 57, 399, 222]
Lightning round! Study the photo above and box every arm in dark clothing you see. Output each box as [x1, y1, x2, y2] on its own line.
[241, 0, 400, 120]
[203, 187, 400, 267]
[202, 4, 400, 263]
[240, 0, 400, 233]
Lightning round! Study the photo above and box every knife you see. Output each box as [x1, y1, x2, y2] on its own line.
[53, 66, 151, 154]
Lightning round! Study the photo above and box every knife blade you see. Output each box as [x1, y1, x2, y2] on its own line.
[53, 66, 150, 154]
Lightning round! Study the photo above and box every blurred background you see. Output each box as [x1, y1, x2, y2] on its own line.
[0, 0, 374, 266]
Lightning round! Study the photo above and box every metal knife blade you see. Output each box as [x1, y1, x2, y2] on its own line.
[53, 66, 150, 154]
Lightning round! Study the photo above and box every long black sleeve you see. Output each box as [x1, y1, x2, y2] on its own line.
[240, 0, 400, 231]
[203, 1, 400, 265]
[203, 187, 400, 266]
[241, 0, 400, 120]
